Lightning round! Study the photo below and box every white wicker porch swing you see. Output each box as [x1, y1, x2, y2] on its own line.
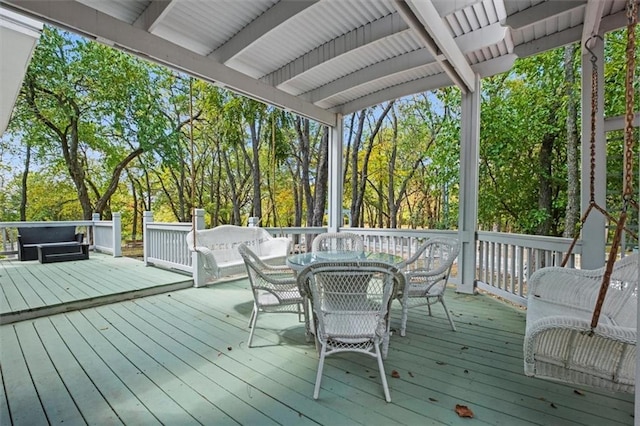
[523, 0, 638, 393]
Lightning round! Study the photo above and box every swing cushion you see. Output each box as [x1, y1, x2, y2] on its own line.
[523, 253, 637, 392]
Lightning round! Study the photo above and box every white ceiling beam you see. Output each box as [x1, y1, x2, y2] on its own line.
[4, 0, 336, 126]
[337, 73, 453, 116]
[307, 49, 434, 104]
[400, 0, 477, 93]
[432, 0, 484, 17]
[505, 0, 586, 30]
[581, 0, 605, 53]
[262, 12, 410, 87]
[211, 0, 317, 64]
[604, 113, 640, 133]
[514, 25, 582, 57]
[336, 55, 515, 116]
[306, 22, 505, 104]
[515, 7, 631, 58]
[133, 0, 175, 33]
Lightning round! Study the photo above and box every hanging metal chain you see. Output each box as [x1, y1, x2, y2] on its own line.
[561, 20, 639, 267]
[590, 0, 638, 331]
[622, 0, 637, 202]
[588, 36, 599, 204]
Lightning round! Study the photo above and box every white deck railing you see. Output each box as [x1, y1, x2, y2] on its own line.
[142, 211, 192, 274]
[141, 213, 583, 305]
[0, 214, 122, 257]
[476, 231, 581, 306]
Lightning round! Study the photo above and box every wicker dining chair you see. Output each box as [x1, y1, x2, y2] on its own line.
[397, 237, 460, 336]
[298, 260, 403, 402]
[311, 232, 364, 254]
[238, 243, 307, 347]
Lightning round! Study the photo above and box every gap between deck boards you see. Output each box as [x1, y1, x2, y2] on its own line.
[0, 280, 193, 325]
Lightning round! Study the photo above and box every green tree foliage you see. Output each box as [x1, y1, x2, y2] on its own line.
[7, 26, 170, 219]
[479, 48, 568, 235]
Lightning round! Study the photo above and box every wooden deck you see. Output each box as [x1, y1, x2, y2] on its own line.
[0, 277, 633, 425]
[0, 253, 192, 324]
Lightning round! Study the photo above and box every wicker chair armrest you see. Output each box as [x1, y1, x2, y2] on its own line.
[403, 265, 451, 280]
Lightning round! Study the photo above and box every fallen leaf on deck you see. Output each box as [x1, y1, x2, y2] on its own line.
[573, 390, 585, 396]
[391, 370, 400, 378]
[455, 404, 474, 418]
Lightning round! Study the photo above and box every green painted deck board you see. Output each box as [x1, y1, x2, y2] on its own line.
[0, 254, 191, 321]
[0, 274, 634, 425]
[34, 319, 123, 425]
[129, 296, 368, 425]
[12, 321, 86, 425]
[47, 314, 162, 425]
[105, 302, 315, 425]
[0, 325, 49, 426]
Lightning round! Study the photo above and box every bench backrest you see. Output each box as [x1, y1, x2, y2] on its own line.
[18, 226, 78, 244]
[187, 225, 275, 259]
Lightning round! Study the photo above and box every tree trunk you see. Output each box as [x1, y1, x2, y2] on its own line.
[312, 127, 329, 226]
[350, 110, 365, 226]
[295, 117, 314, 226]
[93, 148, 144, 217]
[353, 102, 394, 227]
[537, 134, 554, 235]
[563, 43, 580, 238]
[127, 172, 139, 240]
[20, 141, 31, 221]
[249, 120, 262, 220]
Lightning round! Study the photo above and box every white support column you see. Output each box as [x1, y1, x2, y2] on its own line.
[91, 212, 99, 247]
[112, 212, 122, 257]
[580, 37, 606, 270]
[194, 208, 205, 230]
[327, 114, 344, 232]
[192, 208, 206, 287]
[143, 211, 153, 266]
[457, 74, 481, 294]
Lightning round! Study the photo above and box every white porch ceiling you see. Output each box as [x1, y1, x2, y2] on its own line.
[0, 7, 41, 134]
[0, 0, 634, 127]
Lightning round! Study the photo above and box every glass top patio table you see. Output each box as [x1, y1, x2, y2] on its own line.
[286, 251, 403, 271]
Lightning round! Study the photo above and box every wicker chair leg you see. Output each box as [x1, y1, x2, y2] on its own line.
[247, 308, 259, 348]
[440, 297, 456, 331]
[376, 344, 392, 402]
[313, 346, 327, 399]
[248, 302, 257, 327]
[400, 300, 409, 337]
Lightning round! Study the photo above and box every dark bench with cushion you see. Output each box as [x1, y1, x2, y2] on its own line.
[18, 226, 89, 263]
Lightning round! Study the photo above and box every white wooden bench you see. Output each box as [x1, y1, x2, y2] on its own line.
[186, 225, 291, 286]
